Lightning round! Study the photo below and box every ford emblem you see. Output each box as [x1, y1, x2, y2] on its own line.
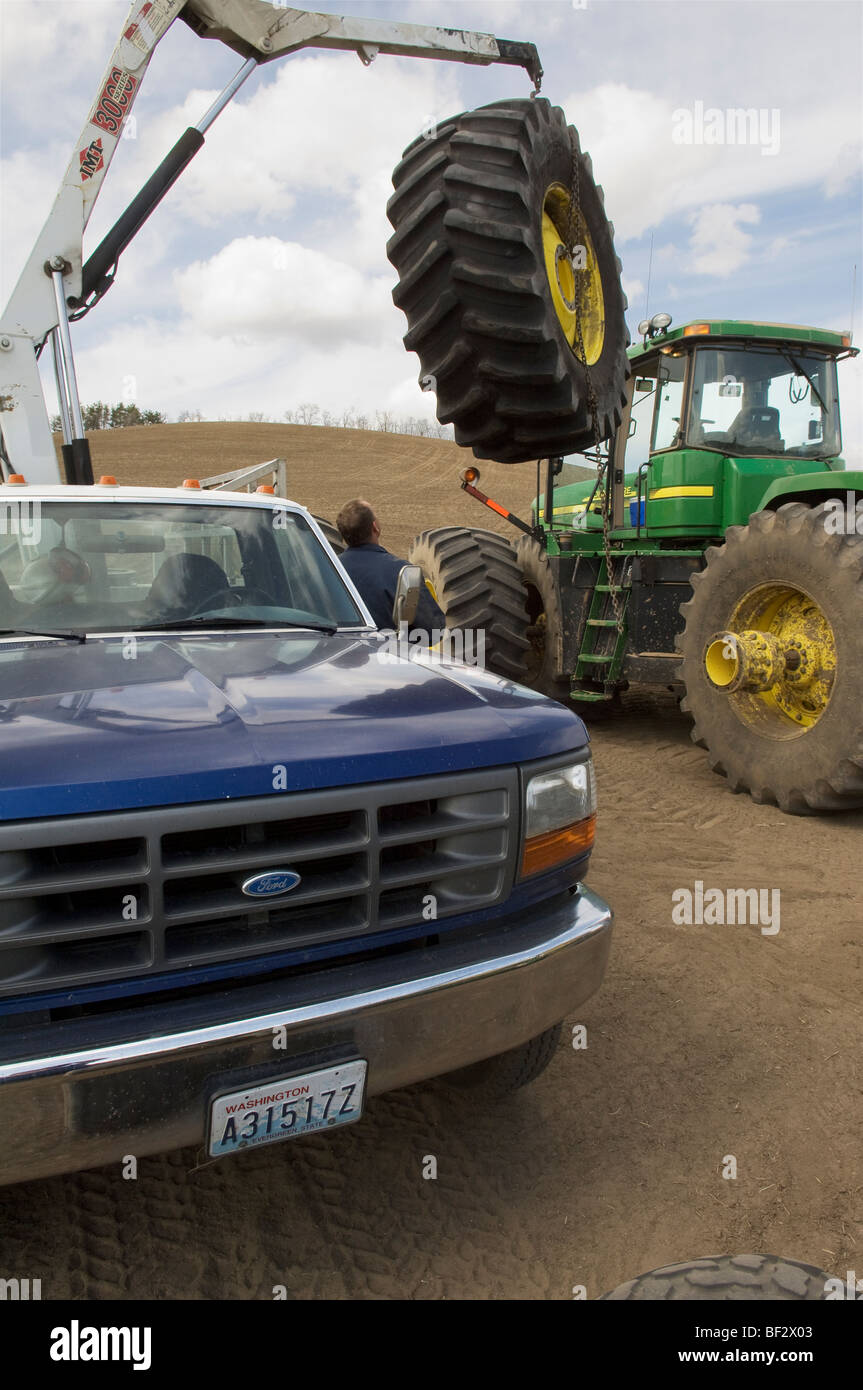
[241, 869, 302, 899]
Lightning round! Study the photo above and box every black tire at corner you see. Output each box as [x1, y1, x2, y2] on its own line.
[677, 501, 863, 813]
[600, 1253, 834, 1300]
[407, 525, 530, 679]
[386, 99, 629, 463]
[442, 1023, 562, 1100]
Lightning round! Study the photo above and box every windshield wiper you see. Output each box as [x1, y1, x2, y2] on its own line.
[778, 349, 829, 414]
[0, 628, 87, 643]
[129, 616, 338, 635]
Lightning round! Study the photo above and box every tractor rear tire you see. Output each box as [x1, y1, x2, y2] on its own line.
[311, 516, 345, 556]
[407, 526, 530, 680]
[600, 1254, 834, 1300]
[678, 501, 863, 813]
[515, 534, 571, 700]
[386, 99, 629, 463]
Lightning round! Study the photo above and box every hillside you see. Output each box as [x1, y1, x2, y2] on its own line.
[54, 423, 591, 558]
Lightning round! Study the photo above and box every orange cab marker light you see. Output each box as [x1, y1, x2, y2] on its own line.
[6, 474, 26, 485]
[97, 475, 117, 485]
[182, 478, 201, 488]
[256, 484, 275, 494]
[683, 323, 711, 337]
[520, 815, 596, 879]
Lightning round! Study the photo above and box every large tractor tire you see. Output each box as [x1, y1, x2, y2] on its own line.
[386, 99, 629, 463]
[514, 534, 622, 715]
[600, 1254, 834, 1300]
[407, 526, 530, 680]
[678, 501, 863, 813]
[311, 516, 345, 556]
[515, 534, 571, 700]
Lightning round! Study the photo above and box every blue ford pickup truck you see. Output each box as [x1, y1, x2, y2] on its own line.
[0, 482, 612, 1185]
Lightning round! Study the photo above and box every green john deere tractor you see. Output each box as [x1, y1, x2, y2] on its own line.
[384, 99, 862, 814]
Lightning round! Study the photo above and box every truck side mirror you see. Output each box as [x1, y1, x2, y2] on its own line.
[393, 564, 422, 628]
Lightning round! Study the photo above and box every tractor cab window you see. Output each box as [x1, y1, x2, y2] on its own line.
[625, 361, 660, 471]
[651, 351, 687, 452]
[686, 346, 841, 458]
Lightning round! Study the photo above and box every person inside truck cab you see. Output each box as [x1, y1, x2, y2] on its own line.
[336, 498, 445, 636]
[19, 546, 91, 606]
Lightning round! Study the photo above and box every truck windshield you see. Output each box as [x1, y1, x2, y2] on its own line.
[686, 346, 842, 458]
[0, 502, 365, 635]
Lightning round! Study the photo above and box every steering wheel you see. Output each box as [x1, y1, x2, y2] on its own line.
[189, 585, 278, 616]
[189, 587, 243, 616]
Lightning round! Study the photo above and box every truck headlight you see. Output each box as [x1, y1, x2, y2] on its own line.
[520, 757, 597, 878]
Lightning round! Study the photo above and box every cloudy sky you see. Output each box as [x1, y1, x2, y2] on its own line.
[1, 0, 861, 455]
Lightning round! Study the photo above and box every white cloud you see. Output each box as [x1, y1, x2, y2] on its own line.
[561, 82, 862, 245]
[83, 51, 462, 243]
[621, 275, 645, 313]
[176, 236, 393, 347]
[686, 203, 761, 277]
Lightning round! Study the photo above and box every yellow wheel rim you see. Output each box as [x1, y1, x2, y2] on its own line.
[542, 183, 604, 367]
[706, 583, 836, 738]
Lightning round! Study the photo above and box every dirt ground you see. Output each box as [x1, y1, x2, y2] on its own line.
[1, 426, 860, 1299]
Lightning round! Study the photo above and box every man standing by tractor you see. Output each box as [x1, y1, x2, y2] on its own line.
[336, 498, 445, 638]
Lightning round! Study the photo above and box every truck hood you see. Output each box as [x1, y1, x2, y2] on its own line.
[0, 632, 588, 819]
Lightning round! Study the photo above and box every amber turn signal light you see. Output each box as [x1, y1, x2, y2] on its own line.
[520, 815, 596, 879]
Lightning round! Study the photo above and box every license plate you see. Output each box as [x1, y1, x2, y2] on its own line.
[208, 1060, 367, 1158]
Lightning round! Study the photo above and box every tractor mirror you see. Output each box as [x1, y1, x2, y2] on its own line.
[392, 564, 422, 628]
[719, 382, 742, 397]
[635, 378, 653, 392]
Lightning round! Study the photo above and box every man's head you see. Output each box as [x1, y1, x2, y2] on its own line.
[19, 547, 91, 605]
[336, 498, 381, 548]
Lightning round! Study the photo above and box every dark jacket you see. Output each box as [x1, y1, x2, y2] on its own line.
[339, 543, 445, 634]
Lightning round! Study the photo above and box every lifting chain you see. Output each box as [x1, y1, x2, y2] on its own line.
[565, 129, 624, 635]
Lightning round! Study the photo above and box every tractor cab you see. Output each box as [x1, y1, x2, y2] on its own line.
[546, 318, 855, 541]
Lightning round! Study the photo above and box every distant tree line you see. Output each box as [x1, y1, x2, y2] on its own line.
[53, 400, 453, 439]
[281, 404, 453, 438]
[51, 402, 166, 431]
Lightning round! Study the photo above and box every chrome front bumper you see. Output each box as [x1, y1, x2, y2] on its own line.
[0, 885, 612, 1185]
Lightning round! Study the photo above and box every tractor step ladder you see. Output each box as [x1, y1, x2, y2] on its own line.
[571, 554, 631, 700]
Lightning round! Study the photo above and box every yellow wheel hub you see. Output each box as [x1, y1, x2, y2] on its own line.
[542, 184, 604, 367]
[703, 583, 836, 736]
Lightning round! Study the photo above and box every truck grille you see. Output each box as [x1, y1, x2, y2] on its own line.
[0, 769, 517, 999]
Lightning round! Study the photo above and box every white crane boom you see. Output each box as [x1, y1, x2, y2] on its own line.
[0, 1, 541, 485]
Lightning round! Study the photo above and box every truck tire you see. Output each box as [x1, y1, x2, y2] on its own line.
[678, 501, 863, 813]
[311, 516, 345, 556]
[407, 526, 530, 680]
[442, 1023, 562, 1099]
[386, 99, 629, 463]
[600, 1253, 834, 1300]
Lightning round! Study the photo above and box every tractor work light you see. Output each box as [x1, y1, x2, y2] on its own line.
[638, 313, 673, 340]
[520, 758, 597, 878]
